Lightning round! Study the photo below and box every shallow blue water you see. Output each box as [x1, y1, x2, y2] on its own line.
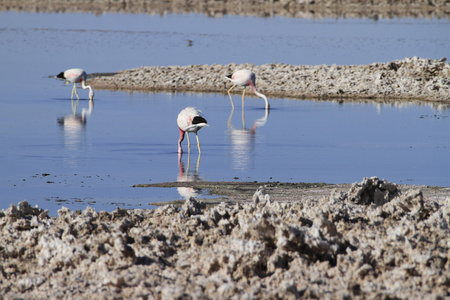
[0, 12, 449, 214]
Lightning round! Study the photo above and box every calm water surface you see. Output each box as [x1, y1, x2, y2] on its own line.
[1, 12, 449, 214]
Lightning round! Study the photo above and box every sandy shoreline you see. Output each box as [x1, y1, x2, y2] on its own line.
[134, 180, 450, 207]
[89, 57, 450, 103]
[1, 177, 450, 298]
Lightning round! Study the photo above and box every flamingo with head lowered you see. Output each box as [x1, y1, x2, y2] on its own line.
[177, 107, 209, 154]
[57, 68, 94, 101]
[226, 69, 269, 110]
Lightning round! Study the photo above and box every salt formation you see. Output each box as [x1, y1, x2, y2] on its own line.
[89, 57, 450, 102]
[1, 177, 449, 298]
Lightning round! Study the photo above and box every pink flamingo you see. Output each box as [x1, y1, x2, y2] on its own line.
[57, 68, 94, 101]
[177, 107, 208, 154]
[226, 69, 269, 110]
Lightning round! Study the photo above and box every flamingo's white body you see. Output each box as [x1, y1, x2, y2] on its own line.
[177, 107, 208, 153]
[226, 69, 269, 109]
[57, 68, 94, 101]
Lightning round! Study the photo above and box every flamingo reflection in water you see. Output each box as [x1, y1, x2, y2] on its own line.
[177, 152, 203, 200]
[227, 105, 269, 170]
[57, 98, 94, 131]
[57, 99, 94, 167]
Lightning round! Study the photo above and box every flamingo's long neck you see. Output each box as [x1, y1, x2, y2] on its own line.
[81, 80, 92, 92]
[249, 81, 270, 109]
[81, 80, 94, 100]
[178, 128, 185, 153]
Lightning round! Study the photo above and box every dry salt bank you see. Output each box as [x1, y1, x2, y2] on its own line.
[89, 57, 450, 102]
[1, 177, 450, 298]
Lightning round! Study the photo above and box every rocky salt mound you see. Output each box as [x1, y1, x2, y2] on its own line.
[1, 177, 450, 298]
[90, 57, 450, 102]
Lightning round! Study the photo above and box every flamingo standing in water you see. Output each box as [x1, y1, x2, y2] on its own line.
[57, 68, 94, 101]
[226, 69, 269, 110]
[177, 107, 208, 154]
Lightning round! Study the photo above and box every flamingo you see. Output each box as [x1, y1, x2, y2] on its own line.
[225, 69, 269, 110]
[57, 68, 94, 101]
[177, 107, 209, 154]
